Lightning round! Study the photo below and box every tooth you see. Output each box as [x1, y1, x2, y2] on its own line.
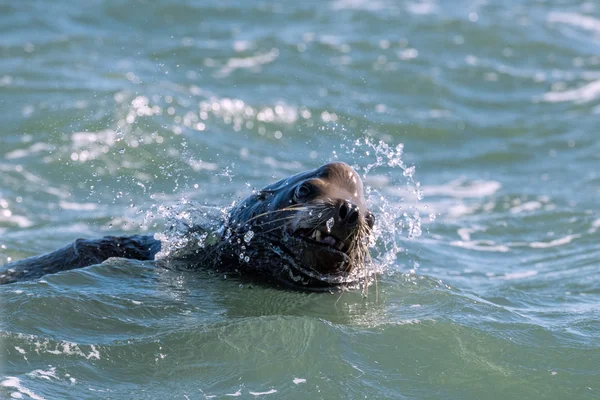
[315, 230, 322, 241]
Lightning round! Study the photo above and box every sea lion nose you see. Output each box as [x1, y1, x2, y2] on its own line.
[337, 201, 360, 227]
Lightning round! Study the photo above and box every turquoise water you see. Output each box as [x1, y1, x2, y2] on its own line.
[1, 0, 600, 398]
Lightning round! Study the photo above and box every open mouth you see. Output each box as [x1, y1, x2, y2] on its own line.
[278, 226, 354, 277]
[293, 228, 348, 253]
[268, 225, 366, 286]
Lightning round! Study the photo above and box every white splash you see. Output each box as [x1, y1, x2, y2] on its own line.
[154, 202, 226, 260]
[547, 12, 600, 34]
[1, 377, 46, 400]
[503, 270, 538, 280]
[216, 49, 279, 78]
[249, 389, 277, 396]
[541, 80, 600, 104]
[529, 234, 580, 249]
[457, 227, 476, 241]
[332, 0, 391, 11]
[59, 201, 98, 211]
[15, 335, 102, 360]
[406, 0, 438, 15]
[450, 240, 510, 253]
[4, 143, 54, 160]
[27, 367, 57, 381]
[510, 201, 542, 214]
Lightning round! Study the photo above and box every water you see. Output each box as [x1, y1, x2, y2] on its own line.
[1, 0, 599, 398]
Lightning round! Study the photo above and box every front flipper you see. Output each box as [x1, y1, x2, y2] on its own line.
[0, 235, 161, 284]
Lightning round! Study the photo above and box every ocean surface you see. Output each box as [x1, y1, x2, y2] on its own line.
[1, 0, 599, 398]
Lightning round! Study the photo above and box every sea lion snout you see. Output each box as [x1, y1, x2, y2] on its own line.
[336, 200, 360, 227]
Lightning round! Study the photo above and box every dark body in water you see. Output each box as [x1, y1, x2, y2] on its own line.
[0, 162, 374, 290]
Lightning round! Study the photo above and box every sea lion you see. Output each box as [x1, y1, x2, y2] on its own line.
[0, 162, 375, 290]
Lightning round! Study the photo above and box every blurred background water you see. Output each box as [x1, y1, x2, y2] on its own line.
[1, 0, 600, 398]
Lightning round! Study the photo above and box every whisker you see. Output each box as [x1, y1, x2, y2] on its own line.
[334, 288, 345, 306]
[245, 205, 307, 223]
[260, 223, 293, 235]
[253, 215, 298, 229]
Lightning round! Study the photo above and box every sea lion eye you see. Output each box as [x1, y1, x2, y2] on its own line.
[294, 182, 313, 201]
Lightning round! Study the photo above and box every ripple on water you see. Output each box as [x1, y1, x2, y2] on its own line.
[2, 0, 600, 398]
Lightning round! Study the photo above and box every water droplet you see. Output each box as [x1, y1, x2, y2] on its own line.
[403, 166, 415, 178]
[326, 217, 335, 232]
[198, 232, 208, 248]
[244, 230, 254, 243]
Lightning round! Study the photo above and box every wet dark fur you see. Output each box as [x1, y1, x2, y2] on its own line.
[0, 162, 374, 290]
[0, 236, 161, 284]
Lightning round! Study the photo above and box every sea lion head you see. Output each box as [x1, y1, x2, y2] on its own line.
[225, 162, 375, 289]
